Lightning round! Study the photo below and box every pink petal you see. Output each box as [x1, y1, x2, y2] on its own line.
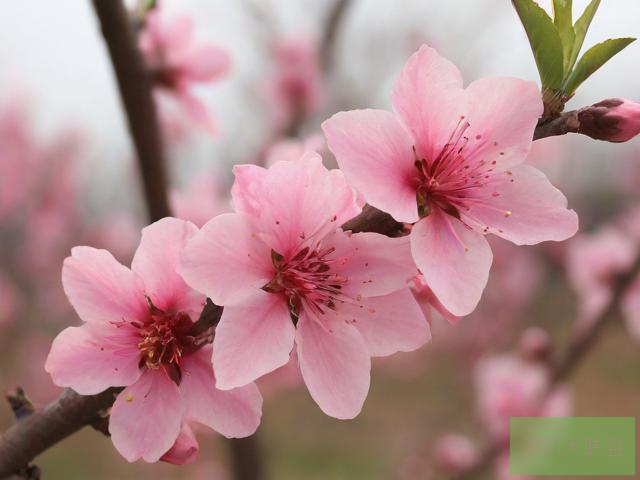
[110, 370, 184, 463]
[213, 290, 294, 389]
[411, 211, 492, 316]
[132, 217, 204, 317]
[296, 312, 370, 419]
[329, 230, 417, 298]
[322, 109, 419, 223]
[465, 77, 543, 169]
[251, 153, 362, 256]
[231, 164, 268, 218]
[45, 323, 141, 395]
[179, 213, 274, 306]
[338, 288, 431, 357]
[391, 45, 466, 163]
[462, 165, 578, 245]
[62, 246, 147, 325]
[177, 89, 218, 135]
[179, 45, 231, 82]
[160, 424, 199, 465]
[181, 347, 262, 437]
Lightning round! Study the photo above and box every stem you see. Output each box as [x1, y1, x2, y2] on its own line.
[91, 0, 170, 221]
[227, 436, 267, 480]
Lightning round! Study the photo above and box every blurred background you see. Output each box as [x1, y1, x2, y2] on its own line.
[0, 0, 639, 478]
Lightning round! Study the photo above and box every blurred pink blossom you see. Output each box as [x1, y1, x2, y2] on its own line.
[46, 218, 262, 463]
[139, 5, 231, 136]
[475, 354, 571, 442]
[264, 134, 325, 167]
[262, 36, 323, 131]
[169, 171, 230, 228]
[323, 44, 578, 317]
[433, 434, 478, 475]
[179, 154, 430, 419]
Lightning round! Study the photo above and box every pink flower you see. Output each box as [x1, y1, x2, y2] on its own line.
[264, 134, 325, 167]
[179, 154, 430, 419]
[409, 274, 457, 326]
[139, 6, 231, 135]
[160, 424, 199, 465]
[322, 45, 578, 316]
[566, 225, 640, 338]
[45, 218, 262, 463]
[434, 434, 478, 475]
[262, 36, 323, 131]
[475, 354, 571, 441]
[578, 98, 640, 143]
[169, 171, 230, 228]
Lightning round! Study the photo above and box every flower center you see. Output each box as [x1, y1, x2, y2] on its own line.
[414, 117, 500, 218]
[262, 245, 348, 318]
[133, 298, 195, 377]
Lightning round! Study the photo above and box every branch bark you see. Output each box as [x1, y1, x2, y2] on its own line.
[92, 0, 170, 221]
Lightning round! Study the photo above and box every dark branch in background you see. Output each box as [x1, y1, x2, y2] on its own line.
[92, 0, 170, 221]
[451, 256, 640, 480]
[320, 0, 351, 72]
[227, 435, 267, 480]
[282, 0, 352, 138]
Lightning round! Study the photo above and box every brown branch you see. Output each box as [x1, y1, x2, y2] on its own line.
[451, 255, 640, 480]
[533, 111, 580, 140]
[320, 0, 351, 72]
[92, 0, 170, 221]
[0, 389, 118, 477]
[227, 436, 267, 480]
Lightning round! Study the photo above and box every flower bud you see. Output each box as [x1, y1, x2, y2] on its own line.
[518, 326, 552, 362]
[578, 98, 640, 143]
[434, 434, 478, 474]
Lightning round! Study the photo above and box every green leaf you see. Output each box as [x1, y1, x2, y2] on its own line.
[568, 0, 601, 73]
[564, 37, 636, 94]
[513, 0, 565, 89]
[553, 0, 575, 76]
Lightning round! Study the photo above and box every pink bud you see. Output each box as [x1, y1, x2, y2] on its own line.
[519, 326, 552, 362]
[578, 98, 640, 143]
[434, 434, 478, 474]
[160, 425, 199, 465]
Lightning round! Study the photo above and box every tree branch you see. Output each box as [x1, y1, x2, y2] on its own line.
[92, 0, 170, 221]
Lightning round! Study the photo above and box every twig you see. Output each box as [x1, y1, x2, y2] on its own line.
[533, 111, 580, 141]
[227, 436, 267, 480]
[320, 0, 351, 72]
[92, 0, 170, 221]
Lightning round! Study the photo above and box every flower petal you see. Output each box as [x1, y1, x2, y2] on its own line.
[181, 347, 262, 438]
[62, 246, 147, 325]
[179, 213, 273, 306]
[110, 370, 184, 463]
[132, 217, 204, 317]
[296, 312, 370, 419]
[462, 165, 578, 245]
[391, 45, 466, 163]
[322, 109, 419, 223]
[465, 77, 542, 170]
[45, 323, 141, 395]
[213, 290, 294, 389]
[338, 288, 431, 357]
[253, 153, 362, 256]
[160, 424, 199, 465]
[411, 212, 492, 316]
[329, 230, 417, 298]
[231, 164, 268, 218]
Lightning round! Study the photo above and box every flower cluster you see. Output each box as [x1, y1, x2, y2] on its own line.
[47, 45, 581, 464]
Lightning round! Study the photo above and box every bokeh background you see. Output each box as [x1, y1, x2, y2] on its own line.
[0, 0, 639, 478]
